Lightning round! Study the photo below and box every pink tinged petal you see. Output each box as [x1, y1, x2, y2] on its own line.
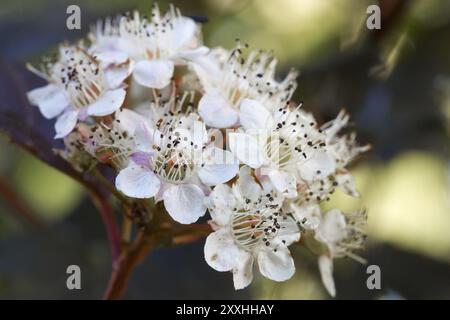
[267, 170, 298, 199]
[257, 245, 296, 282]
[130, 152, 151, 168]
[198, 92, 239, 128]
[209, 184, 235, 226]
[27, 84, 69, 119]
[239, 98, 273, 130]
[163, 184, 206, 224]
[299, 150, 336, 181]
[87, 88, 126, 117]
[133, 59, 174, 89]
[115, 163, 160, 199]
[78, 107, 89, 121]
[198, 148, 239, 186]
[228, 132, 264, 168]
[54, 109, 79, 139]
[316, 209, 347, 244]
[318, 255, 336, 297]
[232, 250, 254, 290]
[204, 228, 240, 272]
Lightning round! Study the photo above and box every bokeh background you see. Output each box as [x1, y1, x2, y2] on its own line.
[0, 0, 449, 299]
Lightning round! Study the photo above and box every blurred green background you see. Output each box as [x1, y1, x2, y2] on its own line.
[0, 0, 449, 299]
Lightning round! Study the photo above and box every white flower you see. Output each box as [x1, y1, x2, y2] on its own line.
[194, 44, 298, 128]
[314, 208, 367, 297]
[290, 203, 321, 230]
[84, 108, 151, 169]
[204, 167, 300, 289]
[89, 4, 208, 89]
[292, 111, 370, 207]
[114, 92, 239, 224]
[322, 110, 371, 168]
[228, 103, 336, 199]
[27, 45, 130, 138]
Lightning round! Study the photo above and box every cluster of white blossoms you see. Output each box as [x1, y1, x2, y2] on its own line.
[27, 4, 369, 296]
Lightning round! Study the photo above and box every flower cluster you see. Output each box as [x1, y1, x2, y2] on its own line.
[27, 4, 369, 296]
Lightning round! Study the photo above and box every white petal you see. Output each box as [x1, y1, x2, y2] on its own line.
[134, 124, 155, 153]
[233, 250, 254, 290]
[198, 92, 239, 128]
[204, 228, 240, 272]
[189, 119, 208, 147]
[95, 51, 129, 66]
[104, 62, 133, 89]
[267, 169, 297, 198]
[316, 209, 347, 244]
[54, 109, 79, 139]
[87, 88, 126, 117]
[154, 180, 171, 203]
[292, 204, 321, 230]
[234, 166, 262, 203]
[228, 132, 264, 168]
[257, 245, 295, 282]
[133, 59, 174, 89]
[273, 216, 301, 246]
[189, 53, 222, 92]
[209, 184, 235, 226]
[27, 84, 69, 119]
[176, 46, 209, 62]
[115, 163, 160, 199]
[299, 150, 336, 181]
[318, 255, 336, 297]
[239, 98, 273, 130]
[171, 17, 198, 50]
[277, 231, 301, 247]
[336, 172, 360, 197]
[114, 108, 150, 136]
[163, 184, 206, 224]
[198, 148, 239, 186]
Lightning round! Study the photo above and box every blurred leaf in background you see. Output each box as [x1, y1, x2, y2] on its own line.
[11, 151, 84, 221]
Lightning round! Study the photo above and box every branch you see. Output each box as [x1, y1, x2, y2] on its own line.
[170, 223, 212, 246]
[0, 58, 122, 266]
[103, 230, 156, 300]
[103, 222, 212, 300]
[90, 191, 121, 263]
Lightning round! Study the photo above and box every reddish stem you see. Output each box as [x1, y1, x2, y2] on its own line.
[90, 192, 121, 263]
[103, 230, 155, 300]
[103, 223, 212, 299]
